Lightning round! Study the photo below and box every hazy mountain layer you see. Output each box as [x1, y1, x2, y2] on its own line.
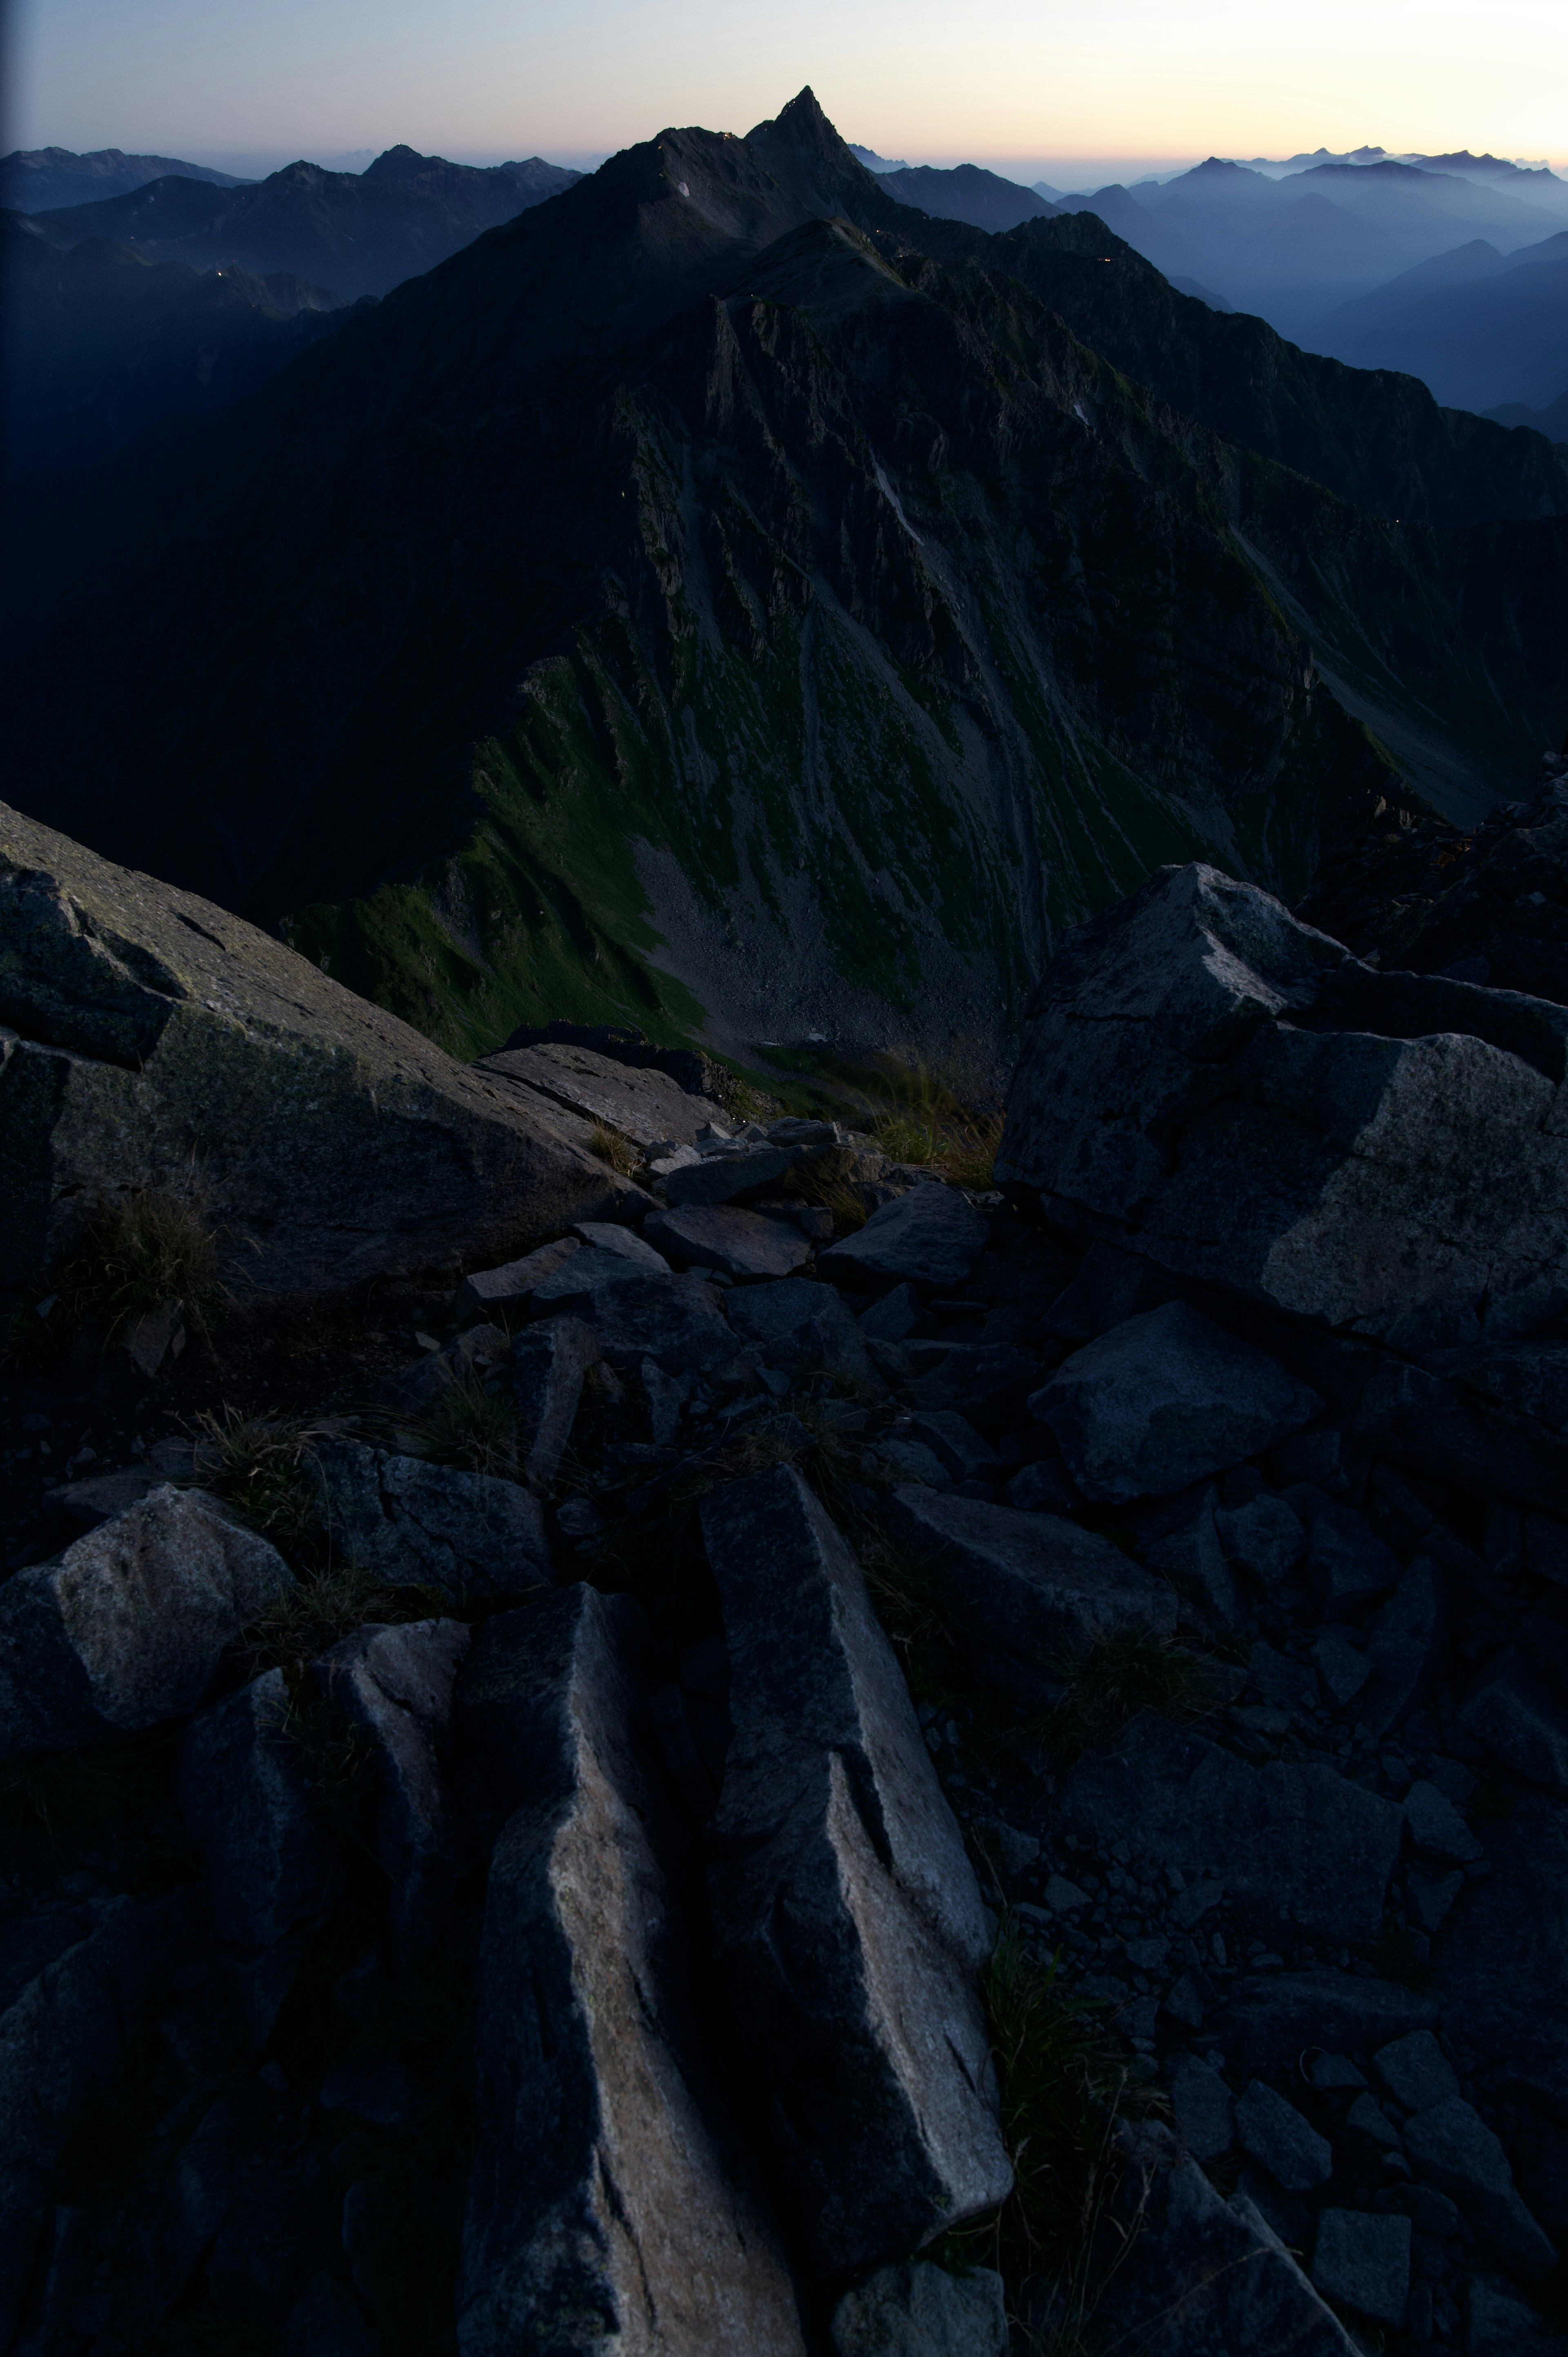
[32, 144, 583, 299]
[0, 145, 249, 211]
[1314, 232, 1568, 413]
[878, 163, 1054, 233]
[7, 94, 1567, 1074]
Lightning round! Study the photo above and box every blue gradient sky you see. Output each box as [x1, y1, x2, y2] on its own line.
[11, 0, 1567, 181]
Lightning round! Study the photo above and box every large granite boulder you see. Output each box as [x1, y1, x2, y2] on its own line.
[996, 863, 1568, 1356]
[0, 801, 638, 1292]
[455, 1587, 807, 2355]
[700, 1470, 1011, 2272]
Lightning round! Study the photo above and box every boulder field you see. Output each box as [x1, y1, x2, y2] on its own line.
[1, 771, 1567, 2353]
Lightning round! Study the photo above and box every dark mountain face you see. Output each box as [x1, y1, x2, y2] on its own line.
[7, 92, 1567, 1071]
[33, 145, 581, 299]
[0, 145, 249, 211]
[878, 163, 1054, 233]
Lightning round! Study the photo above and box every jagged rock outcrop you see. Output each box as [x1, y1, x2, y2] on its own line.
[0, 801, 639, 1292]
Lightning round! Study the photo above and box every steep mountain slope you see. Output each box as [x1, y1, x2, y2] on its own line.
[1313, 232, 1568, 411]
[7, 94, 1567, 1072]
[33, 145, 582, 299]
[878, 164, 1054, 232]
[0, 145, 249, 210]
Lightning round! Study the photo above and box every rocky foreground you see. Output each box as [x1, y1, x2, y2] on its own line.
[2, 773, 1568, 2354]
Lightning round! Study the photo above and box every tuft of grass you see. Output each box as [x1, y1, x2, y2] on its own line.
[940, 1915, 1156, 2339]
[193, 1405, 336, 1548]
[790, 1162, 871, 1233]
[1034, 1628, 1211, 1766]
[241, 1562, 408, 1676]
[855, 1527, 956, 1693]
[395, 1376, 520, 1478]
[58, 1184, 223, 1338]
[587, 1119, 641, 1176]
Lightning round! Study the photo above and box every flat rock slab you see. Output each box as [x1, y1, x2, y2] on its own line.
[1312, 2210, 1411, 2328]
[571, 1221, 670, 1271]
[1212, 1971, 1437, 2080]
[820, 1184, 989, 1293]
[531, 1250, 739, 1373]
[0, 800, 637, 1294]
[1032, 1302, 1322, 1505]
[456, 1585, 806, 2356]
[702, 1468, 1011, 2272]
[313, 1618, 470, 1942]
[883, 1488, 1176, 1703]
[662, 1144, 799, 1206]
[454, 1237, 581, 1322]
[0, 1485, 291, 1762]
[830, 2261, 1009, 2356]
[311, 1444, 553, 1603]
[470, 1040, 708, 1147]
[724, 1277, 886, 1396]
[646, 1204, 812, 1280]
[181, 1668, 340, 1947]
[1058, 1713, 1405, 1941]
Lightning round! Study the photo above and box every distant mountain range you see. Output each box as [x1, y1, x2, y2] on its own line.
[876, 162, 1053, 232]
[25, 143, 583, 300]
[0, 145, 251, 210]
[1051, 154, 1568, 379]
[5, 91, 1566, 1072]
[1311, 231, 1568, 415]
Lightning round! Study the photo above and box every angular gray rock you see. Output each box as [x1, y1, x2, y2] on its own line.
[1355, 1558, 1444, 1736]
[509, 1315, 599, 1492]
[0, 801, 638, 1293]
[1143, 1488, 1245, 1628]
[1459, 1652, 1568, 1788]
[1373, 2031, 1461, 2115]
[454, 1237, 582, 1322]
[701, 1469, 1011, 2271]
[181, 1668, 339, 1946]
[312, 1619, 470, 1941]
[1430, 1793, 1568, 2118]
[644, 1204, 812, 1279]
[0, 1890, 198, 2346]
[1087, 2124, 1361, 2356]
[830, 2261, 1009, 2357]
[572, 1220, 670, 1270]
[1031, 1304, 1321, 1505]
[996, 861, 1568, 1356]
[1354, 1344, 1568, 1512]
[1058, 1715, 1405, 1940]
[1403, 2098, 1558, 2276]
[1313, 1629, 1371, 1708]
[1216, 1492, 1305, 1587]
[1213, 1972, 1436, 2081]
[662, 1143, 799, 1206]
[883, 1487, 1177, 1703]
[530, 1250, 739, 1374]
[390, 1321, 511, 1415]
[1311, 2210, 1410, 2327]
[723, 1276, 886, 1397]
[1168, 2057, 1236, 2162]
[819, 1184, 989, 1294]
[1294, 1490, 1400, 1620]
[470, 1038, 709, 1146]
[1466, 2276, 1568, 2357]
[0, 1485, 291, 1762]
[1404, 1778, 1482, 1863]
[905, 1412, 1001, 1482]
[1235, 2081, 1333, 2190]
[455, 1585, 806, 2356]
[310, 1444, 552, 1603]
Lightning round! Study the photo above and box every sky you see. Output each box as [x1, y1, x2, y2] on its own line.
[10, 0, 1568, 183]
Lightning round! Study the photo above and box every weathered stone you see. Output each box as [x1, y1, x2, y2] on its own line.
[454, 1585, 806, 2356]
[510, 1316, 600, 1493]
[830, 2262, 1008, 2357]
[1430, 1793, 1568, 2117]
[0, 802, 639, 1293]
[390, 1322, 512, 1415]
[1248, 1641, 1319, 1715]
[1058, 1716, 1405, 1941]
[701, 1469, 1010, 2271]
[1087, 2124, 1360, 2357]
[1313, 1629, 1371, 1709]
[1002, 1458, 1080, 1514]
[1031, 1304, 1321, 1506]
[0, 1486, 291, 1762]
[662, 1144, 799, 1206]
[311, 1444, 552, 1603]
[42, 1467, 158, 1528]
[1355, 1559, 1444, 1737]
[1404, 1779, 1482, 1864]
[1459, 1653, 1568, 1788]
[0, 1891, 198, 2346]
[1293, 1490, 1401, 1621]
[858, 1282, 920, 1341]
[1466, 2276, 1568, 2357]
[470, 1038, 709, 1146]
[1217, 1492, 1305, 1588]
[1354, 1345, 1568, 1512]
[1407, 1866, 1464, 1934]
[1236, 2081, 1333, 2190]
[1373, 2031, 1461, 2115]
[903, 1412, 1000, 1482]
[819, 1184, 989, 1294]
[454, 1237, 583, 1323]
[997, 862, 1568, 1356]
[1311, 2210, 1410, 2327]
[572, 1220, 670, 1270]
[531, 1250, 739, 1374]
[1212, 1971, 1437, 2080]
[1169, 2057, 1236, 2161]
[1344, 2091, 1403, 2149]
[1144, 1489, 1245, 1628]
[1403, 2098, 1558, 2277]
[883, 1489, 1177, 1703]
[181, 1669, 339, 1946]
[312, 1619, 470, 1941]
[866, 1437, 950, 1487]
[723, 1276, 886, 1397]
[645, 1203, 812, 1280]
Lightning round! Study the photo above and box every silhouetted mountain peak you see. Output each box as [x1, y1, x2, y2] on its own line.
[747, 86, 844, 161]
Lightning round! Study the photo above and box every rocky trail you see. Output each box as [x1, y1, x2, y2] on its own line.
[2, 769, 1568, 2355]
